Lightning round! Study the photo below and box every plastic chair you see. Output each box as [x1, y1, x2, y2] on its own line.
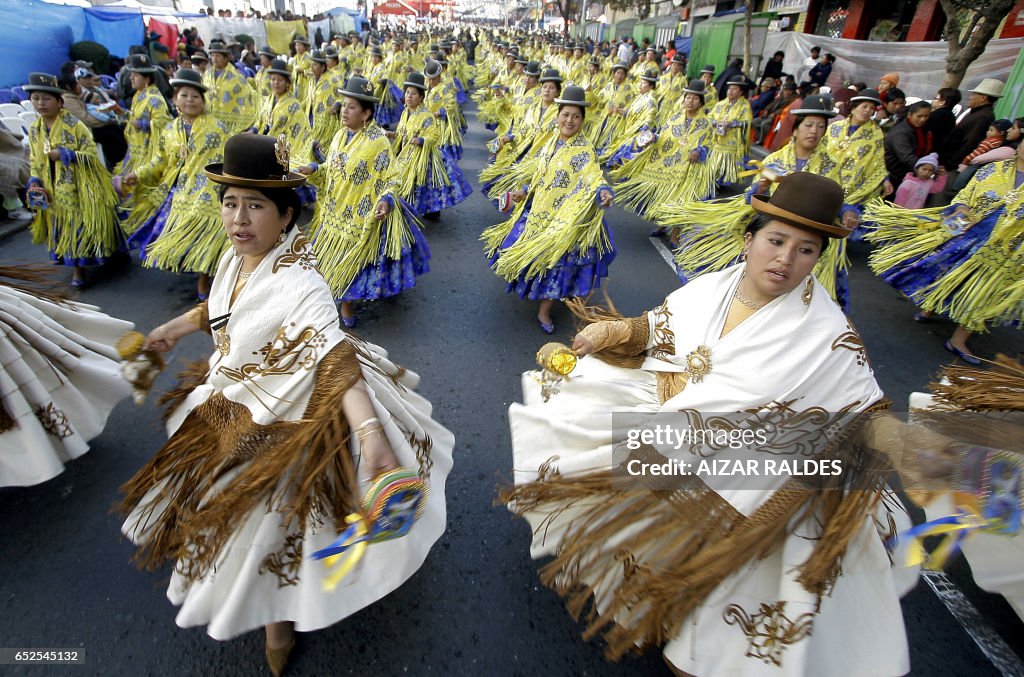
[0, 103, 24, 118]
[0, 117, 26, 136]
[10, 86, 27, 101]
[20, 100, 35, 112]
[0, 89, 15, 104]
[19, 110, 38, 127]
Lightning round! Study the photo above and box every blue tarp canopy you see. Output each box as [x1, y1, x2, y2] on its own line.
[0, 0, 200, 87]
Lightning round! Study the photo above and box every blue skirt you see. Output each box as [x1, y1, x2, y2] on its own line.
[490, 211, 616, 301]
[340, 202, 431, 302]
[879, 209, 998, 303]
[605, 139, 641, 169]
[126, 189, 174, 261]
[374, 83, 405, 127]
[296, 183, 317, 208]
[409, 151, 473, 215]
[454, 77, 467, 105]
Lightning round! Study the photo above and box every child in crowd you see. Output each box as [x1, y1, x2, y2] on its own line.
[959, 119, 1011, 168]
[894, 153, 946, 209]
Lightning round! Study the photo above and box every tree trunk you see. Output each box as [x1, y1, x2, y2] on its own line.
[937, 0, 1016, 89]
[742, 2, 753, 80]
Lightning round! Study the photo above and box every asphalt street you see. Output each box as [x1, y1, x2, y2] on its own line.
[1, 104, 1022, 677]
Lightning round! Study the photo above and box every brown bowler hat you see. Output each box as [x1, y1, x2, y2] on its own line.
[205, 134, 307, 188]
[751, 173, 848, 238]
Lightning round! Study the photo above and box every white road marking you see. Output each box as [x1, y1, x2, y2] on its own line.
[649, 236, 677, 271]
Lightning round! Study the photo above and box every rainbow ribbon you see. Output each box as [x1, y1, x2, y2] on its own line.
[887, 510, 1005, 570]
[310, 468, 427, 591]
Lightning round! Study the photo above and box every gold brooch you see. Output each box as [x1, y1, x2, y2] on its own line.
[178, 143, 189, 161]
[275, 134, 290, 177]
[684, 345, 712, 383]
[215, 328, 231, 357]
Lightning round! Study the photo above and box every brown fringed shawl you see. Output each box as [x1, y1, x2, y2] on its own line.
[119, 341, 364, 580]
[504, 265, 896, 660]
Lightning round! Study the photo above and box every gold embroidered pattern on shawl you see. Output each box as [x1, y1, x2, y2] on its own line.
[650, 301, 674, 359]
[258, 532, 303, 587]
[34, 403, 72, 439]
[831, 323, 867, 367]
[407, 431, 434, 479]
[271, 234, 320, 274]
[218, 323, 327, 383]
[671, 400, 863, 458]
[683, 345, 712, 383]
[656, 372, 689, 404]
[722, 601, 815, 667]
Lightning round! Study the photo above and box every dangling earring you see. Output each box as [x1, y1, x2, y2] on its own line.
[739, 250, 747, 263]
[277, 230, 287, 245]
[802, 277, 814, 305]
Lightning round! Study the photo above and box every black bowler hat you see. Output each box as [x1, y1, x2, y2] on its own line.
[310, 49, 328, 64]
[725, 78, 751, 89]
[339, 76, 379, 103]
[850, 88, 882, 105]
[588, 57, 602, 67]
[208, 39, 231, 54]
[191, 50, 209, 63]
[538, 68, 562, 84]
[611, 61, 628, 72]
[168, 68, 207, 93]
[700, 64, 715, 74]
[791, 94, 838, 118]
[370, 47, 383, 58]
[751, 173, 848, 239]
[258, 46, 276, 58]
[682, 78, 707, 97]
[640, 70, 659, 84]
[554, 85, 589, 107]
[205, 134, 307, 188]
[403, 72, 427, 92]
[265, 58, 291, 79]
[523, 61, 541, 77]
[324, 47, 339, 61]
[23, 72, 63, 96]
[424, 60, 443, 79]
[126, 54, 158, 74]
[671, 53, 686, 65]
[294, 34, 311, 46]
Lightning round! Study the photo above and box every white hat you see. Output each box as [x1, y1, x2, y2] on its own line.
[969, 78, 1004, 99]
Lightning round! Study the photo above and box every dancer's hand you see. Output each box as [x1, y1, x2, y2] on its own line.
[598, 189, 613, 209]
[144, 324, 178, 352]
[882, 178, 894, 197]
[841, 210, 859, 230]
[572, 333, 596, 356]
[510, 189, 527, 203]
[360, 431, 400, 480]
[374, 199, 391, 220]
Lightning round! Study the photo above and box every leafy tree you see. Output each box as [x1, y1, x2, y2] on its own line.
[937, 0, 1016, 89]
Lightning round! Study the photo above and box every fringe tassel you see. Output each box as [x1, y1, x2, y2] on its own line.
[119, 342, 364, 579]
[143, 212, 230, 276]
[313, 206, 414, 298]
[665, 197, 751, 278]
[0, 264, 71, 305]
[864, 200, 950, 274]
[492, 207, 610, 283]
[500, 402, 889, 660]
[928, 354, 1024, 412]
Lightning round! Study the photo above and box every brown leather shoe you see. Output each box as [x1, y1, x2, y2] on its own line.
[265, 636, 295, 677]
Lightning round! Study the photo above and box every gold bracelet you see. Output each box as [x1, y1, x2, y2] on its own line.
[354, 417, 380, 434]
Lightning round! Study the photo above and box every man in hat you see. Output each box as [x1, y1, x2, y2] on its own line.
[945, 78, 1003, 172]
[767, 81, 814, 152]
[750, 75, 780, 117]
[203, 40, 257, 135]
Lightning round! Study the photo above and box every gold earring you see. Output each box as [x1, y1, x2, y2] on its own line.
[802, 277, 814, 305]
[277, 231, 287, 244]
[739, 251, 747, 262]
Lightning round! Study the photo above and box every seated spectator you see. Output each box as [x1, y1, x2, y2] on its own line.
[806, 53, 835, 88]
[894, 153, 946, 209]
[959, 118, 1012, 168]
[884, 100, 933, 187]
[797, 46, 820, 83]
[876, 87, 906, 133]
[753, 81, 797, 145]
[762, 50, 785, 81]
[767, 82, 815, 151]
[878, 72, 899, 103]
[0, 128, 29, 220]
[750, 76, 779, 116]
[928, 87, 962, 171]
[60, 73, 127, 169]
[833, 81, 866, 117]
